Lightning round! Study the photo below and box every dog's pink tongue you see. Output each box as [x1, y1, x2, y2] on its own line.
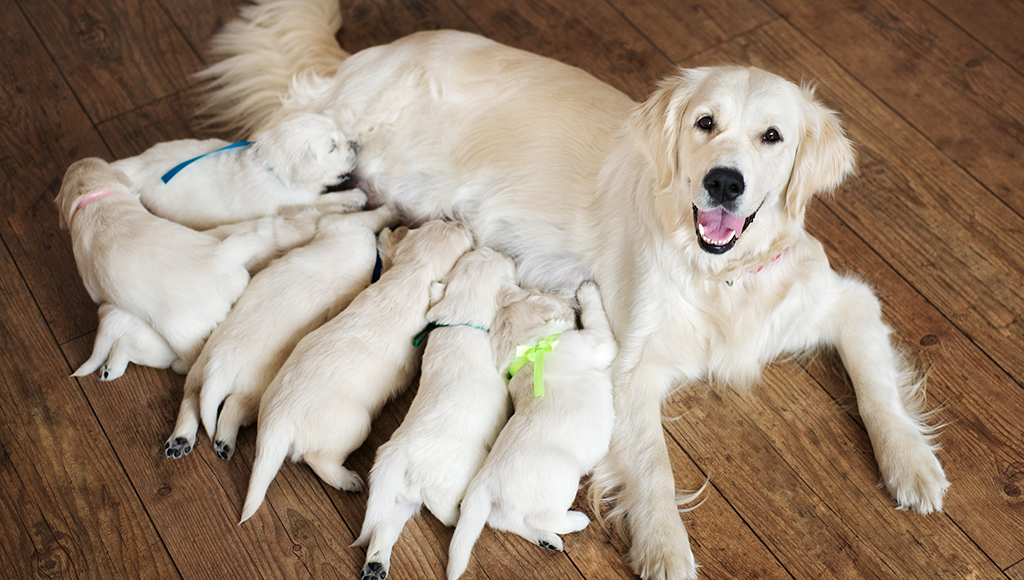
[697, 208, 745, 242]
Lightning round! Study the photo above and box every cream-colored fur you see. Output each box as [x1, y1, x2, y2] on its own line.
[72, 303, 186, 381]
[58, 157, 315, 375]
[354, 248, 519, 580]
[112, 112, 364, 230]
[447, 281, 616, 580]
[239, 220, 472, 523]
[163, 206, 398, 459]
[198, 5, 949, 578]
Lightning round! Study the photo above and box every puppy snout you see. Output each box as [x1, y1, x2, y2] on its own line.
[347, 140, 360, 154]
[703, 167, 745, 205]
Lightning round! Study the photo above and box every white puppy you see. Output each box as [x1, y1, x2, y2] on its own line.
[163, 205, 399, 459]
[111, 111, 364, 229]
[57, 157, 313, 374]
[239, 220, 473, 522]
[354, 247, 519, 580]
[72, 303, 186, 381]
[447, 281, 617, 580]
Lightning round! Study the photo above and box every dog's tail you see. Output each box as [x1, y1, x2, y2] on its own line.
[446, 484, 490, 580]
[194, 0, 348, 137]
[72, 304, 128, 377]
[239, 418, 292, 523]
[198, 355, 233, 440]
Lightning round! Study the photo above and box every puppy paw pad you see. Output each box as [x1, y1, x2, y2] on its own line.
[164, 436, 192, 458]
[360, 561, 387, 580]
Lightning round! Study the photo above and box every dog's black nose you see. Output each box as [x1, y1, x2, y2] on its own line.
[703, 167, 745, 204]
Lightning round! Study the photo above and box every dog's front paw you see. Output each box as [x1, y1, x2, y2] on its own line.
[164, 436, 193, 459]
[360, 560, 388, 580]
[877, 432, 949, 514]
[628, 516, 698, 580]
[214, 440, 234, 461]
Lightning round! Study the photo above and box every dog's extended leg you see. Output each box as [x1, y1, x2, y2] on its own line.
[212, 393, 258, 461]
[828, 277, 948, 513]
[596, 361, 699, 580]
[359, 499, 418, 580]
[165, 369, 204, 458]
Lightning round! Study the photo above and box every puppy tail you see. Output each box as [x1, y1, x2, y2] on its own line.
[239, 419, 292, 523]
[198, 358, 230, 441]
[72, 305, 125, 377]
[446, 485, 490, 580]
[193, 0, 348, 137]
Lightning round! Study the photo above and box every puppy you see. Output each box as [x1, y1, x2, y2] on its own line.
[57, 157, 312, 373]
[163, 205, 399, 459]
[111, 111, 364, 230]
[72, 303, 187, 381]
[354, 247, 519, 580]
[239, 220, 473, 522]
[447, 281, 616, 580]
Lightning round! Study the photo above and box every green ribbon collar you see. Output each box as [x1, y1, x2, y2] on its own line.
[412, 321, 489, 347]
[508, 333, 561, 398]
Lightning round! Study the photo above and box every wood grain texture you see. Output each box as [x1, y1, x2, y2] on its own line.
[0, 243, 178, 580]
[340, 0, 478, 54]
[764, 0, 1024, 217]
[17, 0, 202, 122]
[927, 0, 1024, 74]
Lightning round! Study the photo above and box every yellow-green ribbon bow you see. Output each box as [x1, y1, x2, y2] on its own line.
[508, 334, 561, 398]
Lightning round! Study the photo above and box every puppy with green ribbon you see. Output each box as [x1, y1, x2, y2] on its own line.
[448, 282, 618, 579]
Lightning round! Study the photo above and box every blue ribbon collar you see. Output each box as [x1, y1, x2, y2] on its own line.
[160, 141, 253, 184]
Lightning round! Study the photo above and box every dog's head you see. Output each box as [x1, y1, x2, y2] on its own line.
[390, 220, 474, 275]
[632, 66, 854, 277]
[491, 289, 575, 372]
[55, 157, 134, 230]
[252, 112, 358, 191]
[427, 247, 519, 325]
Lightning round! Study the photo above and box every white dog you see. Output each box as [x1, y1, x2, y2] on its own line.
[111, 111, 365, 230]
[198, 5, 949, 578]
[354, 247, 519, 580]
[447, 281, 616, 580]
[239, 220, 473, 523]
[72, 303, 186, 381]
[163, 205, 398, 459]
[57, 157, 314, 374]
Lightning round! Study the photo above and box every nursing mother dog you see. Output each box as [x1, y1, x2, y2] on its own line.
[196, 1, 949, 578]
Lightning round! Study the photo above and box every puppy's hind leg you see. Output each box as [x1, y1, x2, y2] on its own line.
[165, 370, 203, 458]
[212, 393, 259, 461]
[303, 448, 364, 492]
[358, 500, 419, 580]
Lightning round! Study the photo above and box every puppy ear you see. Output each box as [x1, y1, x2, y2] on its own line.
[784, 87, 855, 219]
[497, 284, 529, 309]
[630, 69, 704, 192]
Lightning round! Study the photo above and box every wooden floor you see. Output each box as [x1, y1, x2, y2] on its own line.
[2, 0, 1023, 578]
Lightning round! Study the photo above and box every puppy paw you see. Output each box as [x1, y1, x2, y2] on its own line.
[164, 436, 193, 459]
[214, 440, 234, 461]
[360, 560, 388, 580]
[99, 363, 127, 381]
[538, 539, 562, 552]
[877, 433, 950, 514]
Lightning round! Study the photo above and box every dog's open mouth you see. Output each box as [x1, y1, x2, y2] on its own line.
[692, 205, 756, 254]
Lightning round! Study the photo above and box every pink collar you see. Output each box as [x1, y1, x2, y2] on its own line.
[753, 248, 788, 274]
[72, 190, 117, 219]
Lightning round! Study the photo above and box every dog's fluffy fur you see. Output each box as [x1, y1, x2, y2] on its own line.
[354, 247, 519, 580]
[239, 220, 473, 523]
[198, 4, 950, 578]
[72, 303, 186, 381]
[447, 282, 616, 580]
[111, 112, 364, 230]
[58, 157, 315, 374]
[163, 206, 398, 459]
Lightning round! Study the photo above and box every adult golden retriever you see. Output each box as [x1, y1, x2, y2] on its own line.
[196, 1, 949, 578]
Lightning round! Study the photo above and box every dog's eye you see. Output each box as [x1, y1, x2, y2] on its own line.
[695, 115, 714, 132]
[762, 128, 782, 143]
[329, 141, 337, 153]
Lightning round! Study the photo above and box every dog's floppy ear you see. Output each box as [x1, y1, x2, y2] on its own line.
[631, 69, 705, 192]
[784, 87, 855, 219]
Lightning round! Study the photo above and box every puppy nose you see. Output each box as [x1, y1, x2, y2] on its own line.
[703, 167, 745, 204]
[347, 140, 360, 154]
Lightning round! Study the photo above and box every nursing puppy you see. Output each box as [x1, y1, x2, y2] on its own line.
[111, 111, 364, 230]
[72, 303, 186, 381]
[197, 4, 949, 578]
[163, 205, 398, 459]
[57, 157, 312, 372]
[239, 220, 473, 523]
[354, 247, 518, 580]
[447, 282, 616, 580]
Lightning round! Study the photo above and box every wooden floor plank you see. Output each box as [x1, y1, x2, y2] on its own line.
[605, 0, 779, 63]
[0, 241, 179, 580]
[452, 0, 675, 101]
[927, 0, 1024, 74]
[764, 0, 1024, 217]
[681, 18, 1024, 570]
[1007, 560, 1024, 580]
[155, 0, 247, 65]
[340, 0, 479, 55]
[16, 0, 202, 123]
[0, 0, 109, 344]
